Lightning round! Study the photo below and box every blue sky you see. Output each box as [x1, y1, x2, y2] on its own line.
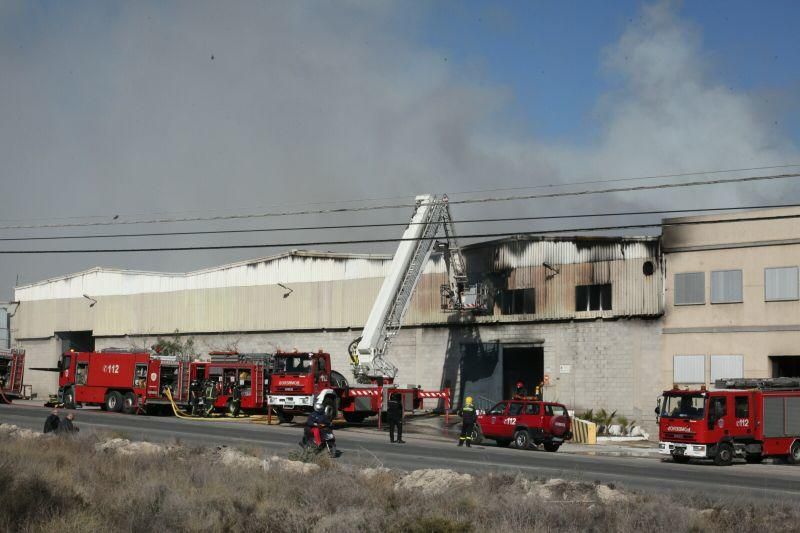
[417, 1, 800, 142]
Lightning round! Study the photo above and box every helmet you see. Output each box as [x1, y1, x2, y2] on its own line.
[516, 380, 524, 388]
[465, 396, 473, 406]
[313, 395, 326, 412]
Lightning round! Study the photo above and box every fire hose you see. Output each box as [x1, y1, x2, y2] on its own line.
[0, 383, 11, 404]
[163, 388, 279, 424]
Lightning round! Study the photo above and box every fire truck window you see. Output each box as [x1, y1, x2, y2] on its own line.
[662, 394, 705, 419]
[238, 369, 252, 395]
[735, 396, 749, 418]
[62, 354, 72, 372]
[524, 403, 540, 415]
[508, 403, 523, 415]
[134, 364, 147, 388]
[317, 358, 326, 373]
[76, 363, 88, 385]
[488, 402, 508, 415]
[711, 397, 727, 418]
[277, 355, 311, 373]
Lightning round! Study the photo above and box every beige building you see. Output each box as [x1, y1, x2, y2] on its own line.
[661, 206, 800, 390]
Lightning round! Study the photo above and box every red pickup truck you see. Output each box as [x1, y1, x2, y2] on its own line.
[474, 398, 572, 452]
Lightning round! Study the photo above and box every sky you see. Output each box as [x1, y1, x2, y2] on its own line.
[1, 0, 799, 299]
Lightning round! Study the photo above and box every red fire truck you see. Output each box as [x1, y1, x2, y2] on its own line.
[56, 349, 272, 415]
[657, 378, 800, 465]
[267, 350, 445, 423]
[0, 348, 25, 403]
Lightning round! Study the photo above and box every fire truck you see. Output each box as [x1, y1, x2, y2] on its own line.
[657, 378, 800, 466]
[55, 348, 272, 415]
[0, 348, 25, 403]
[267, 194, 486, 423]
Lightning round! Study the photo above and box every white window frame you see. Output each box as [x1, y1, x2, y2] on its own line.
[674, 272, 705, 306]
[673, 355, 705, 384]
[710, 355, 744, 382]
[764, 266, 799, 302]
[711, 269, 743, 304]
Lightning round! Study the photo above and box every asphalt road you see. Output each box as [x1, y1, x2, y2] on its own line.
[3, 402, 799, 501]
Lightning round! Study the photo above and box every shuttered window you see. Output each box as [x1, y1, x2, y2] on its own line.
[765, 267, 799, 301]
[674, 272, 704, 305]
[710, 355, 744, 382]
[673, 355, 705, 384]
[711, 270, 742, 304]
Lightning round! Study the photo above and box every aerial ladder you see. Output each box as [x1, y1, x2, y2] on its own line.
[348, 194, 486, 384]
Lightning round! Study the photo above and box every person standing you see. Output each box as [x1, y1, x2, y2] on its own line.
[230, 382, 242, 417]
[458, 396, 476, 447]
[43, 409, 60, 433]
[387, 393, 405, 443]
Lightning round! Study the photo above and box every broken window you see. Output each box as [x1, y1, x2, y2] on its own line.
[575, 284, 612, 311]
[499, 288, 535, 315]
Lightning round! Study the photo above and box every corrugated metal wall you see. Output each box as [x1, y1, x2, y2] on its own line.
[14, 237, 663, 339]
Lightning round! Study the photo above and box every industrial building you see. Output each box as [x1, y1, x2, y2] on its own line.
[661, 205, 800, 389]
[11, 235, 664, 427]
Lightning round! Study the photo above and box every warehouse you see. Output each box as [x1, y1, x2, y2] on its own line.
[11, 235, 663, 428]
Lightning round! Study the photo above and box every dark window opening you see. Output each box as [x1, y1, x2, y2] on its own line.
[575, 284, 612, 311]
[770, 356, 800, 378]
[499, 288, 535, 315]
[735, 396, 749, 418]
[643, 261, 655, 276]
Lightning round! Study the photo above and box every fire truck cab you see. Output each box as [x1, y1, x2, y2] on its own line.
[658, 378, 800, 466]
[0, 348, 25, 402]
[267, 351, 348, 422]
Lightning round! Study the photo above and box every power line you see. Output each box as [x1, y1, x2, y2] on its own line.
[1, 203, 799, 242]
[1, 170, 799, 231]
[0, 212, 798, 254]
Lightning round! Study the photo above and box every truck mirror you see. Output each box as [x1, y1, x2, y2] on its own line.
[57, 360, 63, 372]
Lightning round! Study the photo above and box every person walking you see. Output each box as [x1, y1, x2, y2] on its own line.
[43, 409, 60, 433]
[387, 393, 405, 443]
[458, 396, 476, 447]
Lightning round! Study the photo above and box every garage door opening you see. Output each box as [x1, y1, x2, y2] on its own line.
[770, 356, 800, 378]
[56, 331, 95, 353]
[502, 346, 544, 399]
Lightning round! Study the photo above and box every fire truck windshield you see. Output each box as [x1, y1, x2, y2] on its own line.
[661, 394, 706, 420]
[275, 354, 312, 374]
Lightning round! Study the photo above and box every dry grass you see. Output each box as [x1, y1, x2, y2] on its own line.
[0, 431, 798, 533]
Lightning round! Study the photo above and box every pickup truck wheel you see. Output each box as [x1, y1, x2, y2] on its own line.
[122, 392, 137, 414]
[495, 439, 511, 448]
[543, 442, 561, 453]
[514, 430, 531, 450]
[105, 391, 124, 413]
[672, 455, 690, 464]
[63, 387, 76, 409]
[276, 409, 294, 423]
[470, 424, 484, 445]
[714, 443, 734, 466]
[787, 441, 800, 464]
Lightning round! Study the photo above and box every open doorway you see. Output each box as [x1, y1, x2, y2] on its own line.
[56, 331, 95, 353]
[770, 356, 800, 378]
[502, 345, 544, 399]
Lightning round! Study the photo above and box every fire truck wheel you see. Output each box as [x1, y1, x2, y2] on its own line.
[713, 443, 734, 466]
[105, 391, 124, 413]
[322, 397, 337, 420]
[788, 441, 800, 464]
[543, 442, 561, 452]
[122, 392, 137, 414]
[514, 429, 531, 450]
[672, 455, 690, 464]
[63, 387, 76, 409]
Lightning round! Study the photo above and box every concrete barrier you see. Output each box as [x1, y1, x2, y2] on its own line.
[571, 417, 597, 444]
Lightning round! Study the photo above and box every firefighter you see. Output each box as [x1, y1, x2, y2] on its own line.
[189, 380, 202, 416]
[387, 393, 405, 443]
[43, 409, 60, 434]
[230, 382, 242, 417]
[203, 380, 217, 417]
[458, 396, 476, 447]
[534, 382, 543, 400]
[514, 380, 528, 398]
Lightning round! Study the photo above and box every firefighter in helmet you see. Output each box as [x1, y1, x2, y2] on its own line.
[189, 380, 202, 416]
[458, 396, 477, 447]
[203, 379, 218, 417]
[230, 378, 242, 417]
[514, 380, 528, 398]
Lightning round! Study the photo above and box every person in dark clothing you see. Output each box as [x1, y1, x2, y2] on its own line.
[43, 409, 60, 433]
[514, 380, 528, 398]
[387, 393, 405, 443]
[303, 405, 331, 447]
[56, 413, 79, 434]
[189, 380, 203, 416]
[230, 383, 242, 417]
[458, 396, 476, 447]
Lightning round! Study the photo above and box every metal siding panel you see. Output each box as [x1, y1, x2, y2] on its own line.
[787, 397, 800, 436]
[764, 397, 785, 437]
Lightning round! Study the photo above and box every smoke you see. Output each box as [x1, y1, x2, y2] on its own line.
[0, 1, 797, 297]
